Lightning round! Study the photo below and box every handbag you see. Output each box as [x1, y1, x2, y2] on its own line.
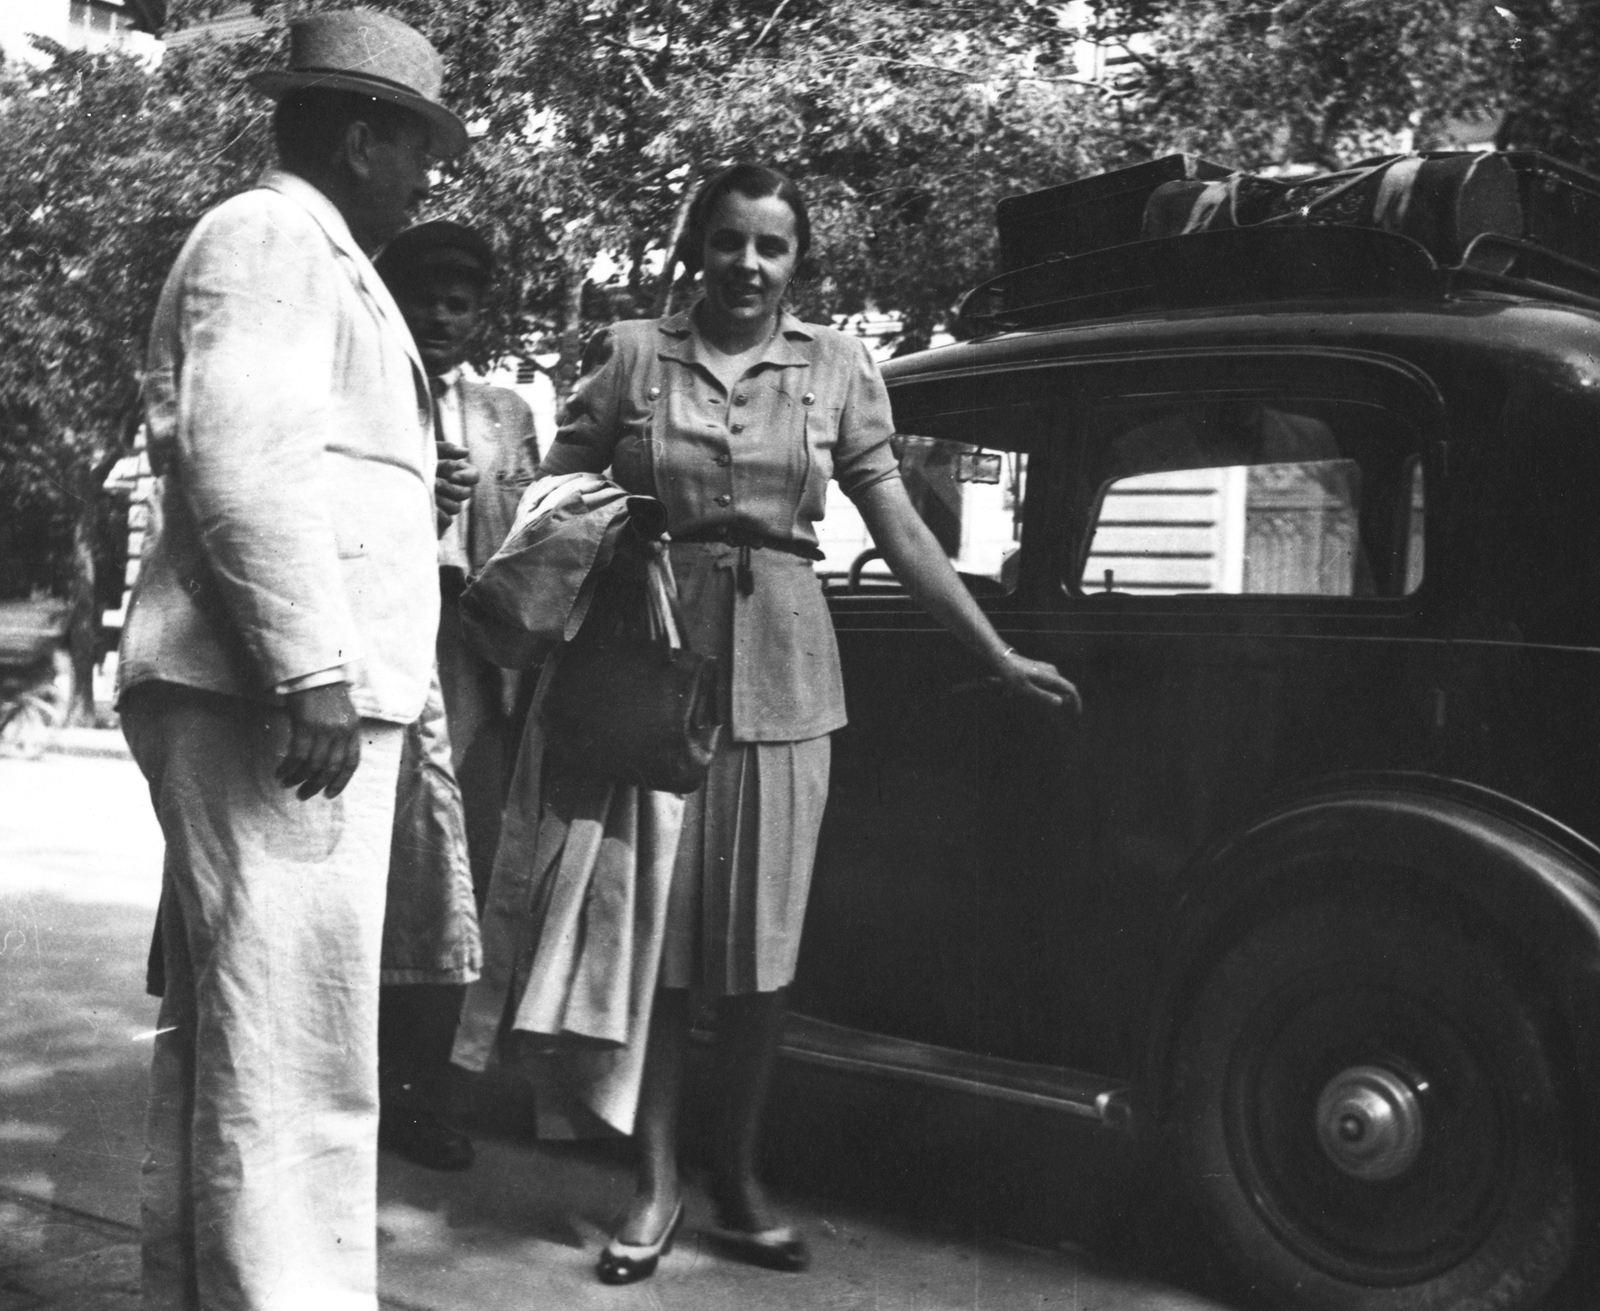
[541, 540, 721, 794]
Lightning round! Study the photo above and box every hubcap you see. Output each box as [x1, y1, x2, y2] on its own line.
[1315, 1064, 1424, 1181]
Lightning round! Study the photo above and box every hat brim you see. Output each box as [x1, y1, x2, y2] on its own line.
[249, 69, 468, 160]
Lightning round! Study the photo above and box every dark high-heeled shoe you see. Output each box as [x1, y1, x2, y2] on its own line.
[596, 1200, 684, 1285]
[705, 1219, 810, 1272]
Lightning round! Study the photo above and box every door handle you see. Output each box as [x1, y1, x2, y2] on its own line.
[947, 674, 1084, 725]
[948, 675, 1005, 697]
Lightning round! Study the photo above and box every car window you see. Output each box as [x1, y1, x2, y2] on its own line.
[1078, 397, 1423, 598]
[817, 438, 1028, 592]
[821, 388, 1045, 595]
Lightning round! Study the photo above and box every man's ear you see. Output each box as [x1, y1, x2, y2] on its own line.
[339, 119, 378, 182]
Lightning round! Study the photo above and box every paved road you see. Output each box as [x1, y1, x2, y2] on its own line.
[0, 743, 1234, 1309]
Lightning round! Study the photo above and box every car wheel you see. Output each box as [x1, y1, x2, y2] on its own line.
[1173, 900, 1575, 1311]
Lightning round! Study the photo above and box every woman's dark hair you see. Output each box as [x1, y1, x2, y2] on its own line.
[272, 89, 423, 176]
[678, 163, 812, 273]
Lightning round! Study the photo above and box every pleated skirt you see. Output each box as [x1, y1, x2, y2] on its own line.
[658, 731, 831, 994]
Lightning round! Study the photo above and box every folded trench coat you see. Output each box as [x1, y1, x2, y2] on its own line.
[451, 474, 686, 1136]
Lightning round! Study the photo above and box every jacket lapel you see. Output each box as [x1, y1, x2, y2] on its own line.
[457, 381, 497, 472]
[259, 171, 427, 387]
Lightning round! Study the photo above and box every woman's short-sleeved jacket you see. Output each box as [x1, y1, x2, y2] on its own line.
[540, 307, 902, 741]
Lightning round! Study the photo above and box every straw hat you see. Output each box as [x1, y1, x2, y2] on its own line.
[248, 9, 468, 159]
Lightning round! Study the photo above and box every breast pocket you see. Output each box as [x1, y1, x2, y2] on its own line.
[800, 400, 841, 520]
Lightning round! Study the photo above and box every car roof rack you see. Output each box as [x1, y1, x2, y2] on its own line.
[959, 151, 1600, 336]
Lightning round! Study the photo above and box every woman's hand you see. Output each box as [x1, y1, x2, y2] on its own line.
[994, 649, 1083, 714]
[856, 480, 1086, 716]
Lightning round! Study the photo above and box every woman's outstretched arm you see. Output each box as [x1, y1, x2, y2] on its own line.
[854, 478, 1082, 712]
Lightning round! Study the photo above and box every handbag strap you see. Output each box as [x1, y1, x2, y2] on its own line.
[644, 554, 691, 650]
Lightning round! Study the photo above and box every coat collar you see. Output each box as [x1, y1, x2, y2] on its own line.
[260, 170, 426, 384]
[657, 303, 815, 371]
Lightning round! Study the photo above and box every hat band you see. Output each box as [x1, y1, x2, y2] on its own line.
[288, 65, 438, 103]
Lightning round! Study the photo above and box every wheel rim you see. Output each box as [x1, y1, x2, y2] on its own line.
[1223, 977, 1514, 1286]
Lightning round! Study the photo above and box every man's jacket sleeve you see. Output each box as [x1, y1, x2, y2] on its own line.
[171, 203, 364, 687]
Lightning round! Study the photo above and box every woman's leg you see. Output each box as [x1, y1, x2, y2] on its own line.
[711, 986, 788, 1229]
[615, 986, 692, 1244]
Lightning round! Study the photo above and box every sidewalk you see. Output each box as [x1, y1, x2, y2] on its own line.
[45, 726, 132, 760]
[0, 740, 1233, 1311]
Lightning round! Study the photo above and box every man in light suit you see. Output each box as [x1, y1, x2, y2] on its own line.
[372, 221, 539, 1171]
[115, 12, 468, 1309]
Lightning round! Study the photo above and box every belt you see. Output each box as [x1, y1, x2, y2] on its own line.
[672, 526, 823, 595]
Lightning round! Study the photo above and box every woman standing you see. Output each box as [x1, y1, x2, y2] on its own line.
[538, 163, 1079, 1283]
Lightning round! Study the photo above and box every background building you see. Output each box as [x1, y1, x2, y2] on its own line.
[1, 0, 161, 64]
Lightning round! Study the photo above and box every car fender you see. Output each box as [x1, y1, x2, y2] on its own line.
[1145, 775, 1600, 1144]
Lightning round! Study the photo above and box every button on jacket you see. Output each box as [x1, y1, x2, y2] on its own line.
[541, 308, 901, 741]
[119, 170, 440, 723]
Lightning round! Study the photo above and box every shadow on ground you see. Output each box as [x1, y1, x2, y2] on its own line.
[2, 752, 1592, 1310]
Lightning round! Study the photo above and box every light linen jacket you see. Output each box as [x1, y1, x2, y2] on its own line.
[119, 171, 439, 724]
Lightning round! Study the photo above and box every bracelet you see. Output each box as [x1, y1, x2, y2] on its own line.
[1000, 645, 1020, 661]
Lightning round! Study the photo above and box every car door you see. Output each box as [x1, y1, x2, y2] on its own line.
[798, 362, 1097, 1068]
[796, 347, 1447, 1079]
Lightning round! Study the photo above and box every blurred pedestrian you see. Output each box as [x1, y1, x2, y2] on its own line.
[372, 220, 540, 1171]
[114, 11, 466, 1308]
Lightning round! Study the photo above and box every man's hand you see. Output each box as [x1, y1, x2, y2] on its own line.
[435, 441, 479, 521]
[277, 683, 362, 800]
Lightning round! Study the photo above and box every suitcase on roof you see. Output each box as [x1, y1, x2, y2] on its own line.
[996, 154, 1231, 271]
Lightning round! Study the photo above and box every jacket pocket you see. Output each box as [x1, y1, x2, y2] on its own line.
[334, 529, 371, 559]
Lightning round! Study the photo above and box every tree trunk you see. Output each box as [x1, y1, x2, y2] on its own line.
[652, 184, 698, 318]
[66, 488, 99, 727]
[65, 448, 122, 727]
[556, 253, 590, 398]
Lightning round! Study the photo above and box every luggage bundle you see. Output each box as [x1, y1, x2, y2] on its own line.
[1139, 153, 1523, 267]
[973, 150, 1600, 333]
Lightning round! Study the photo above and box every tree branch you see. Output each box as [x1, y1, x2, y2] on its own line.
[748, 0, 793, 52]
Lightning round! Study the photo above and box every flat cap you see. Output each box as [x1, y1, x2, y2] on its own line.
[376, 220, 495, 284]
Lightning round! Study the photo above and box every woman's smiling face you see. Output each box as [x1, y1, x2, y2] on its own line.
[699, 190, 800, 339]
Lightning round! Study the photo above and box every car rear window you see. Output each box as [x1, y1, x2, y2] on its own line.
[1079, 397, 1425, 599]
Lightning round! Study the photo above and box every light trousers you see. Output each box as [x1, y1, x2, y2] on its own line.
[122, 687, 403, 1311]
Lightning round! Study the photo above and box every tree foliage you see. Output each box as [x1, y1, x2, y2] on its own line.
[0, 34, 273, 712]
[1094, 0, 1600, 171]
[5, 0, 1600, 659]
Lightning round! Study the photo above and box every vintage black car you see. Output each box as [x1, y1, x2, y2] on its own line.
[783, 153, 1600, 1310]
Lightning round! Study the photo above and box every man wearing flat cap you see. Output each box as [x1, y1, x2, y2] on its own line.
[373, 220, 540, 1172]
[116, 10, 468, 1309]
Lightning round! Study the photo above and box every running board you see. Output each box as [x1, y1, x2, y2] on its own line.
[774, 1014, 1136, 1129]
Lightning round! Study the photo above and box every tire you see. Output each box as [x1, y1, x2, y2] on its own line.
[1172, 900, 1575, 1311]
